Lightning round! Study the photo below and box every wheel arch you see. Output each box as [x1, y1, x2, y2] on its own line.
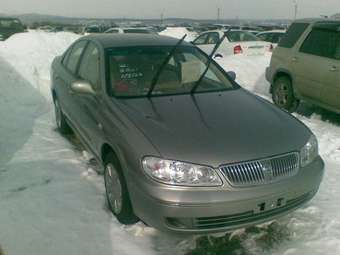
[101, 143, 125, 173]
[271, 69, 293, 94]
[51, 89, 57, 102]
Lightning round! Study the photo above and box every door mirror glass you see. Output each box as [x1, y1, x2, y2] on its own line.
[71, 80, 95, 95]
[227, 71, 237, 81]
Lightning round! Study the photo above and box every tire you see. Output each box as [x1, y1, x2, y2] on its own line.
[104, 153, 139, 225]
[54, 98, 71, 134]
[272, 76, 299, 113]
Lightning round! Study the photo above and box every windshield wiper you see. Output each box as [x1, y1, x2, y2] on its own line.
[190, 31, 229, 94]
[147, 34, 187, 97]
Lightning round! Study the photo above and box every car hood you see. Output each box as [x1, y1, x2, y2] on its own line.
[116, 89, 311, 167]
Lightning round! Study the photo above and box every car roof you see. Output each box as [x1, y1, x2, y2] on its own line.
[84, 34, 192, 49]
[257, 30, 286, 34]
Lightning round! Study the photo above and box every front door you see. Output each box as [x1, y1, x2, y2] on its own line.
[73, 42, 104, 154]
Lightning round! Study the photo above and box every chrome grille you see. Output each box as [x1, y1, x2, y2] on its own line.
[220, 153, 299, 187]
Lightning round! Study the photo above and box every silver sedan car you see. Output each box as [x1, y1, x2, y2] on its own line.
[51, 34, 324, 233]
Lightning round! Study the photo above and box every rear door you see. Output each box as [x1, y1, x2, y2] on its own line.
[293, 27, 338, 102]
[322, 31, 340, 109]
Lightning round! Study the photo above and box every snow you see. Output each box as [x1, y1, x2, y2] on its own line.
[216, 53, 272, 97]
[1, 30, 340, 255]
[159, 27, 197, 42]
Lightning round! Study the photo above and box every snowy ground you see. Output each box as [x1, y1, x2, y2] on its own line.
[0, 31, 340, 255]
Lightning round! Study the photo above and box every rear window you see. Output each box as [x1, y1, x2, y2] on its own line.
[226, 31, 259, 42]
[278, 23, 309, 48]
[85, 26, 100, 33]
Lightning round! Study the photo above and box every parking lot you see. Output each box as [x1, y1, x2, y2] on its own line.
[0, 28, 339, 255]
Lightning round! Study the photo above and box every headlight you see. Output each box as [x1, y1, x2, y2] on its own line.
[142, 157, 222, 186]
[300, 135, 318, 167]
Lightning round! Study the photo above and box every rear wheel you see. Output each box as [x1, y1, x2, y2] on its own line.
[104, 153, 139, 225]
[272, 76, 299, 112]
[54, 98, 71, 134]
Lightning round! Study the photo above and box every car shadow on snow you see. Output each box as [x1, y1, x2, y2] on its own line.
[0, 56, 47, 167]
[0, 57, 118, 255]
[296, 102, 340, 126]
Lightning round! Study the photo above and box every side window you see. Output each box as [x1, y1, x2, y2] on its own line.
[62, 47, 72, 66]
[107, 29, 119, 33]
[300, 29, 337, 59]
[257, 34, 267, 41]
[66, 40, 87, 74]
[272, 33, 284, 44]
[193, 33, 209, 45]
[78, 43, 100, 90]
[279, 23, 309, 48]
[207, 32, 220, 44]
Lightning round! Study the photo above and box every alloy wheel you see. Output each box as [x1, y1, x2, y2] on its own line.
[105, 163, 123, 214]
[274, 82, 289, 107]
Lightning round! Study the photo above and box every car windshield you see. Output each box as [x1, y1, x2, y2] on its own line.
[227, 31, 259, 42]
[106, 45, 236, 97]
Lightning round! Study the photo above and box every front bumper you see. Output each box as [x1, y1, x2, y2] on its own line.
[129, 156, 324, 233]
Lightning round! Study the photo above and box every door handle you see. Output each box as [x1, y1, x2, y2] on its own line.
[292, 57, 298, 62]
[329, 66, 338, 72]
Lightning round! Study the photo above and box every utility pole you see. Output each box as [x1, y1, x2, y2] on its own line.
[160, 12, 164, 25]
[217, 7, 221, 23]
[293, 0, 298, 20]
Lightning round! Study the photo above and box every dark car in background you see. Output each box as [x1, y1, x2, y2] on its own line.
[51, 34, 324, 233]
[0, 17, 25, 41]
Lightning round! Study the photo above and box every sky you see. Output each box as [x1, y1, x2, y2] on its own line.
[0, 0, 339, 20]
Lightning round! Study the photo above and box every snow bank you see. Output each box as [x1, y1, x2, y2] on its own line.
[0, 30, 79, 100]
[217, 53, 272, 97]
[159, 27, 197, 42]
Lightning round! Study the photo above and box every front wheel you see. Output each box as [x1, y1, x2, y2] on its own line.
[272, 76, 299, 113]
[104, 153, 139, 225]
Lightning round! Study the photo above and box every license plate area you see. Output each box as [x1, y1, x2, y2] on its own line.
[254, 197, 286, 214]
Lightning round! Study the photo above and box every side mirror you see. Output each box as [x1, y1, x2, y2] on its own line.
[227, 71, 236, 81]
[71, 80, 95, 95]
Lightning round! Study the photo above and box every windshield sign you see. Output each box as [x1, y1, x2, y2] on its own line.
[106, 46, 235, 97]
